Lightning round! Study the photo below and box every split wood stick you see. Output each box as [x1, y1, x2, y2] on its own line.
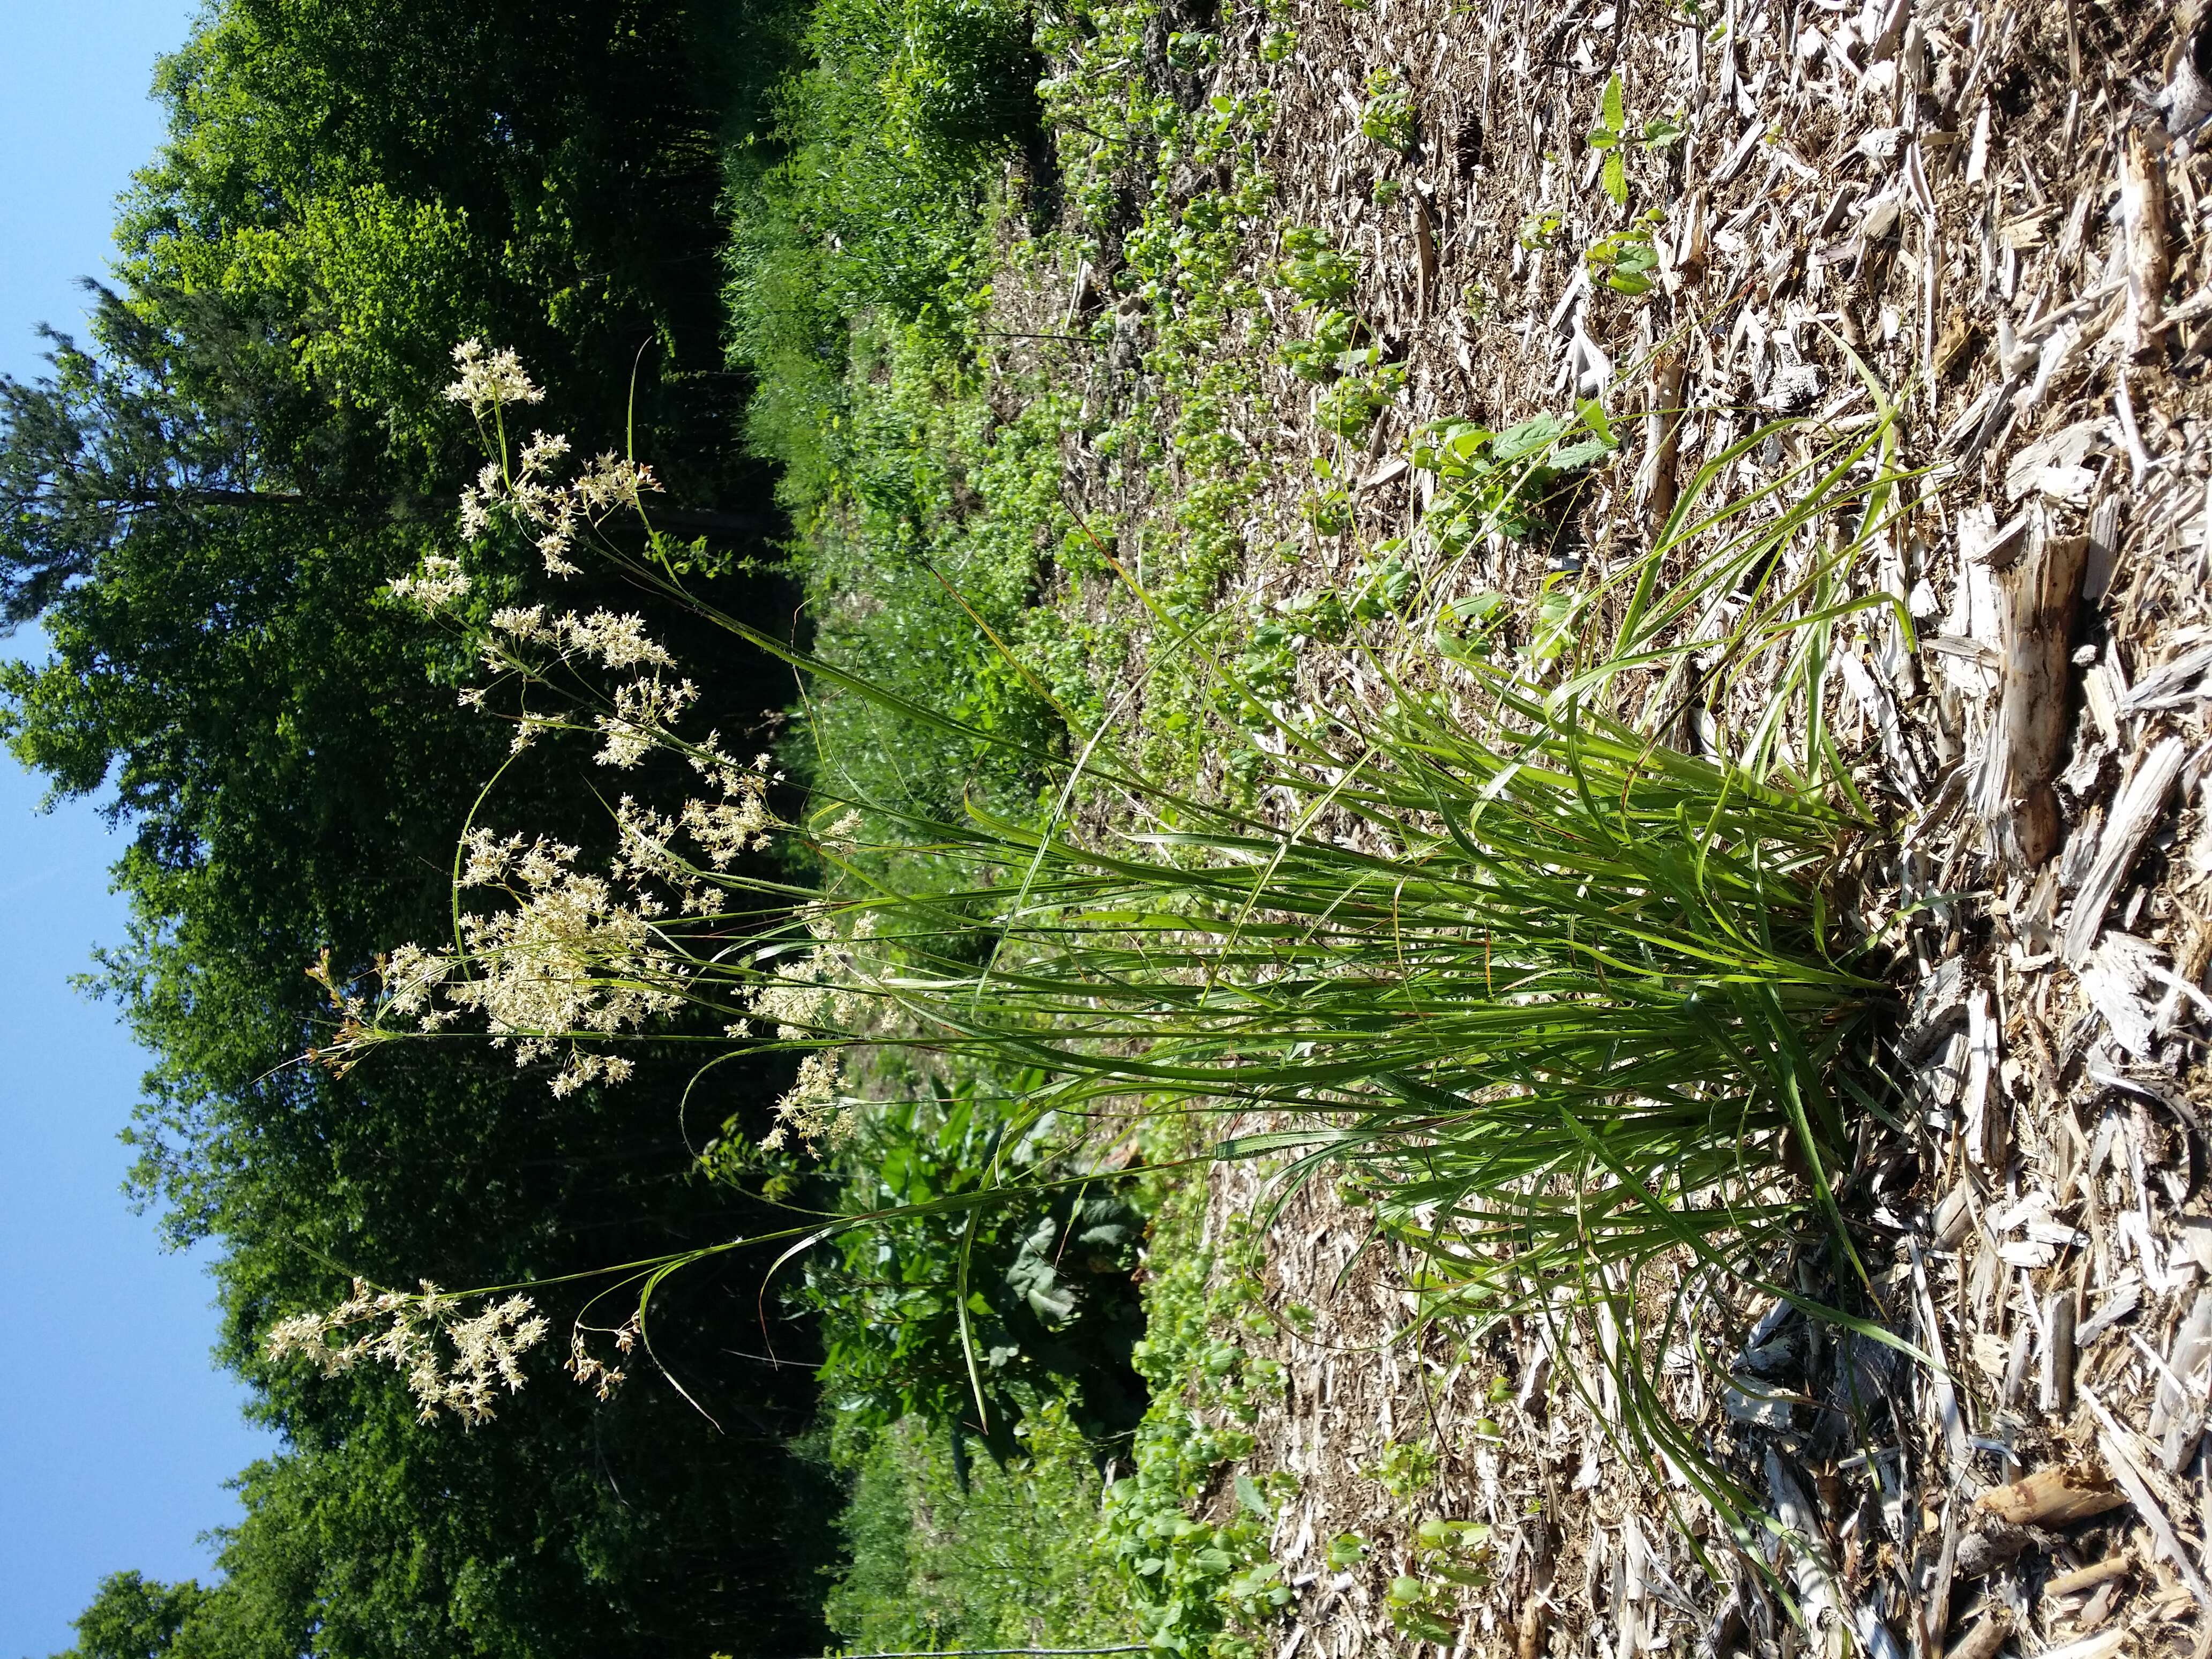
[2080, 1385, 2212, 1609]
[1643, 350, 1686, 539]
[1413, 196, 1438, 320]
[2062, 735, 2188, 966]
[1942, 1613, 2009, 1659]
[1515, 1594, 1547, 1659]
[2044, 1554, 2131, 1597]
[1969, 522, 2088, 870]
[2151, 1288, 2212, 1463]
[2037, 1629, 2128, 1659]
[2121, 129, 2170, 360]
[2041, 1289, 2077, 1416]
[1975, 1463, 2127, 1527]
[1909, 1238, 1971, 1471]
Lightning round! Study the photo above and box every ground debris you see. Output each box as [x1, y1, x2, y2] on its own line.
[998, 0, 2212, 1650]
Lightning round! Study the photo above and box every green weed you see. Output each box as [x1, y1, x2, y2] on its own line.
[1584, 71, 1686, 208]
[1358, 66, 1417, 153]
[825, 1403, 1141, 1652]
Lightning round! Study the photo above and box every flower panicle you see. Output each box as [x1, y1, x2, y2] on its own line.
[762, 1049, 858, 1153]
[388, 553, 471, 613]
[265, 1277, 553, 1426]
[430, 342, 662, 578]
[444, 339, 544, 414]
[566, 1313, 640, 1401]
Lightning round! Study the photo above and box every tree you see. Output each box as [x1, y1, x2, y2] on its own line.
[8, 3, 838, 1653]
[55, 1574, 211, 1659]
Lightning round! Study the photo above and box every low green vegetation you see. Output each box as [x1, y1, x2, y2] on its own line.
[816, 1172, 1302, 1659]
[824, 1404, 1137, 1653]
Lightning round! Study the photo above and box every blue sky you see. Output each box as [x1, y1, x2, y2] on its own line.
[0, 5, 281, 1657]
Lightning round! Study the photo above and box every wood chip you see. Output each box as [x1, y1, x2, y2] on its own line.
[1971, 522, 2090, 869]
[2079, 933, 2170, 1058]
[2081, 1386, 2212, 1609]
[2045, 1554, 2131, 1597]
[2064, 737, 2189, 964]
[2041, 1289, 2078, 1415]
[2121, 128, 2170, 359]
[2037, 1629, 2128, 1659]
[1975, 1463, 2128, 1527]
[1942, 1615, 2009, 1659]
[2152, 1288, 2212, 1472]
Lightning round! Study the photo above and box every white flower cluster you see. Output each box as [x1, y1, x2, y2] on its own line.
[363, 586, 794, 1095]
[387, 553, 472, 613]
[603, 743, 780, 914]
[482, 607, 698, 767]
[266, 1277, 550, 1426]
[566, 1313, 640, 1401]
[387, 828, 687, 1097]
[764, 1049, 857, 1153]
[743, 909, 884, 1151]
[464, 441, 659, 581]
[597, 675, 698, 768]
[443, 339, 545, 414]
[440, 342, 659, 578]
[746, 919, 865, 1045]
[487, 606, 674, 671]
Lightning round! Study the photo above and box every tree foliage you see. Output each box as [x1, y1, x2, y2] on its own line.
[10, 4, 840, 1655]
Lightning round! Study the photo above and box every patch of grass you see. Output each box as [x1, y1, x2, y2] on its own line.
[825, 1401, 1141, 1653]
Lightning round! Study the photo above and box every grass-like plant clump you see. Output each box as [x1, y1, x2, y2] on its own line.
[321, 339, 1913, 1551]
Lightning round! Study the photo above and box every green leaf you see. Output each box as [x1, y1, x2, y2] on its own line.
[1602, 72, 1625, 131]
[1602, 150, 1628, 206]
[1490, 414, 1568, 463]
[1550, 437, 1616, 471]
[1529, 588, 1576, 660]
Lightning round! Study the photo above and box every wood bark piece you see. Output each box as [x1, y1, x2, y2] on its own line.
[1969, 523, 2088, 869]
[1942, 1613, 2009, 1659]
[1413, 195, 1438, 319]
[2117, 642, 2212, 713]
[2042, 1290, 2078, 1415]
[1515, 1594, 1546, 1659]
[1962, 989, 2001, 1166]
[2153, 1288, 2212, 1472]
[1975, 1464, 2127, 1526]
[2121, 128, 2170, 360]
[2064, 737, 2189, 965]
[2037, 1630, 2127, 1659]
[1643, 349, 1686, 538]
[2079, 933, 2169, 1058]
[2044, 1554, 2131, 1597]
[1910, 1239, 1971, 1471]
[1927, 1498, 1960, 1659]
